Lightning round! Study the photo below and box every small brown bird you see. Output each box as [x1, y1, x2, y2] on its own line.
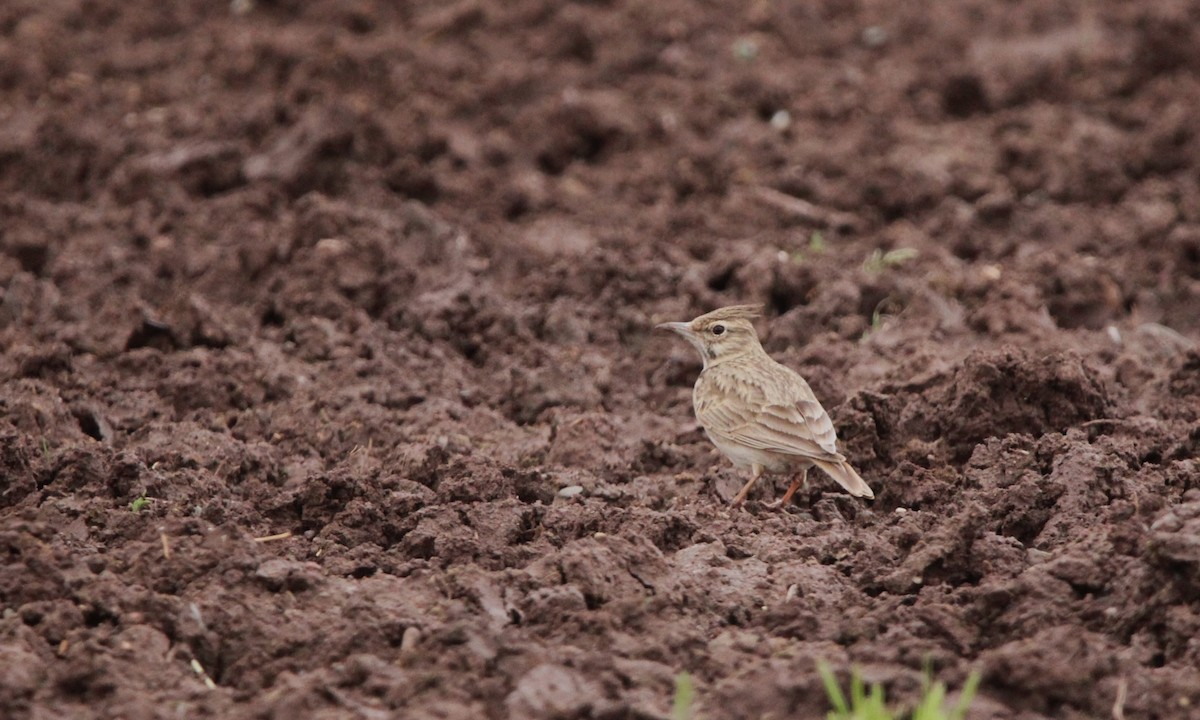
[657, 304, 874, 508]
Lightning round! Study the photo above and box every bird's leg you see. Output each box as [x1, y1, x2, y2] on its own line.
[730, 463, 764, 508]
[768, 467, 809, 509]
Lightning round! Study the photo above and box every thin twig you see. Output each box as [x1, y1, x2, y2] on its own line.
[253, 531, 292, 543]
[745, 185, 862, 231]
[1112, 677, 1127, 720]
[191, 658, 217, 690]
[160, 531, 172, 559]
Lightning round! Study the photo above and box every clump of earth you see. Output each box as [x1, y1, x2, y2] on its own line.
[2, 1, 1199, 718]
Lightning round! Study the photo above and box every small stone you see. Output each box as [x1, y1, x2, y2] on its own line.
[557, 485, 585, 499]
[862, 26, 888, 47]
[400, 626, 421, 655]
[732, 37, 759, 61]
[976, 187, 1015, 219]
[506, 664, 603, 718]
[314, 237, 349, 258]
[769, 110, 791, 131]
[254, 559, 320, 593]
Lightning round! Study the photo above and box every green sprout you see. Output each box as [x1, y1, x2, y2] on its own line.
[861, 296, 901, 341]
[130, 495, 150, 513]
[863, 247, 918, 273]
[869, 301, 889, 332]
[818, 662, 980, 720]
[672, 671, 695, 720]
[791, 232, 829, 264]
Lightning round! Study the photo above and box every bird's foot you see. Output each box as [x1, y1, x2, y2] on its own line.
[767, 475, 808, 510]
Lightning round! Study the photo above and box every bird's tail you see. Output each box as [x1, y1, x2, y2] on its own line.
[814, 459, 874, 499]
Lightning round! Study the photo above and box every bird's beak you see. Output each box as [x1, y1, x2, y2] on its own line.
[655, 321, 694, 337]
[656, 320, 709, 367]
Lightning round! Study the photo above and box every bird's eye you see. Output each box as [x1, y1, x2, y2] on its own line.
[711, 324, 726, 336]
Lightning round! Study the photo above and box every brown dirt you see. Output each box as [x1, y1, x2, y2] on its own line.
[3, 1, 1200, 718]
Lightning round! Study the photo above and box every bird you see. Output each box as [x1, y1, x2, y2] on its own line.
[656, 304, 874, 508]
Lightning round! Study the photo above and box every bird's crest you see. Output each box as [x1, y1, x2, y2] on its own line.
[697, 304, 764, 323]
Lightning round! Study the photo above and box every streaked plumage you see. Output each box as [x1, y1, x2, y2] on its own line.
[657, 304, 873, 508]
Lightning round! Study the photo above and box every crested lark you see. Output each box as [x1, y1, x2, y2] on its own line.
[657, 304, 874, 508]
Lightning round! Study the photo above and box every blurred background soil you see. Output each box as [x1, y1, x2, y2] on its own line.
[2, 0, 1200, 717]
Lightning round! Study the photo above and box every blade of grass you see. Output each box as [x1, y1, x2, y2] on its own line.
[867, 682, 887, 719]
[950, 671, 982, 720]
[913, 682, 947, 720]
[818, 662, 849, 715]
[851, 669, 866, 710]
[672, 671, 694, 720]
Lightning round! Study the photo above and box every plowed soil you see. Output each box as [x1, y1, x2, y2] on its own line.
[3, 1, 1200, 718]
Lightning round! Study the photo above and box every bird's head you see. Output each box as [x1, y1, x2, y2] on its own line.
[656, 304, 764, 368]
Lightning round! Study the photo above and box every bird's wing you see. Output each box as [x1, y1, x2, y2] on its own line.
[695, 364, 841, 460]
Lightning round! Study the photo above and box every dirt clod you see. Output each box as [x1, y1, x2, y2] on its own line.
[2, 1, 1200, 719]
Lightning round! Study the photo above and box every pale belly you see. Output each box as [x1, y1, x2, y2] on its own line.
[705, 431, 810, 474]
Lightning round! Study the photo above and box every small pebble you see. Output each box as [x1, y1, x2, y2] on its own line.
[400, 626, 422, 655]
[732, 37, 759, 61]
[1027, 548, 1051, 565]
[769, 110, 791, 131]
[861, 26, 888, 48]
[557, 485, 585, 499]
